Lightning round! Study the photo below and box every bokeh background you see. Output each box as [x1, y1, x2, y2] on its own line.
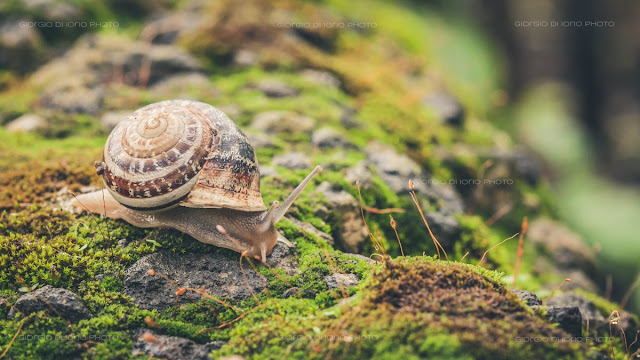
[1, 0, 638, 313]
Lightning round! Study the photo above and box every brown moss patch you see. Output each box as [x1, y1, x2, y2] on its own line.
[341, 259, 586, 359]
[0, 162, 97, 209]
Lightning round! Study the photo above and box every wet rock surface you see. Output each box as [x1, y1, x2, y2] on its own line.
[527, 218, 597, 291]
[511, 289, 543, 307]
[123, 242, 298, 311]
[255, 80, 299, 98]
[324, 273, 359, 290]
[6, 113, 47, 132]
[7, 285, 91, 322]
[272, 152, 311, 170]
[286, 216, 334, 246]
[123, 251, 267, 311]
[546, 292, 606, 328]
[251, 111, 316, 133]
[541, 306, 582, 337]
[132, 328, 224, 360]
[422, 91, 465, 127]
[365, 142, 464, 245]
[317, 181, 368, 252]
[312, 128, 352, 149]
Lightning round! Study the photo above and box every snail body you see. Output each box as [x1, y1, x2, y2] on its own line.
[73, 100, 321, 261]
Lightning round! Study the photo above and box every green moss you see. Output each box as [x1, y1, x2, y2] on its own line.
[212, 258, 587, 359]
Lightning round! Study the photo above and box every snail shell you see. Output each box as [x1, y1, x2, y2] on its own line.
[99, 99, 266, 212]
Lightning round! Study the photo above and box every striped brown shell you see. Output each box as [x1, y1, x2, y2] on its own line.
[99, 100, 266, 212]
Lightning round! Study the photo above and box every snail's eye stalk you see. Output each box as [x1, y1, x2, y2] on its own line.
[273, 165, 322, 223]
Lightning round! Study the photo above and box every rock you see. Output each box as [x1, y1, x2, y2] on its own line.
[100, 111, 131, 131]
[541, 306, 582, 337]
[265, 241, 300, 277]
[123, 251, 266, 310]
[562, 270, 598, 293]
[23, 0, 82, 20]
[483, 148, 542, 186]
[312, 128, 351, 149]
[259, 165, 279, 178]
[302, 69, 340, 88]
[286, 216, 334, 246]
[39, 81, 104, 115]
[140, 11, 203, 45]
[132, 329, 224, 360]
[246, 132, 276, 150]
[255, 80, 299, 98]
[527, 219, 596, 274]
[422, 92, 465, 127]
[317, 182, 368, 252]
[340, 107, 359, 128]
[137, 45, 203, 85]
[0, 18, 43, 73]
[6, 113, 47, 133]
[511, 289, 542, 307]
[148, 72, 219, 100]
[282, 287, 300, 298]
[365, 142, 426, 194]
[546, 292, 606, 328]
[31, 34, 203, 114]
[344, 253, 377, 265]
[272, 152, 311, 170]
[233, 49, 258, 66]
[423, 212, 461, 246]
[251, 111, 315, 133]
[343, 162, 374, 188]
[39, 80, 104, 115]
[7, 285, 91, 322]
[365, 142, 464, 246]
[324, 273, 359, 290]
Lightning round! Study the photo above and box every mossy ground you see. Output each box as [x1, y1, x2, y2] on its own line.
[0, 0, 634, 359]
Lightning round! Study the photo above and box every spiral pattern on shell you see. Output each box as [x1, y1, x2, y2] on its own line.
[99, 100, 266, 212]
[102, 101, 215, 210]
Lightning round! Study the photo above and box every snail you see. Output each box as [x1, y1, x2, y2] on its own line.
[72, 99, 321, 262]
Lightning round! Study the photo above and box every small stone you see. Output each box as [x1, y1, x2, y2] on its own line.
[283, 287, 300, 298]
[312, 128, 351, 149]
[365, 142, 426, 194]
[340, 107, 359, 128]
[511, 289, 542, 307]
[246, 132, 276, 150]
[251, 111, 315, 133]
[6, 113, 47, 133]
[286, 216, 334, 246]
[259, 165, 279, 178]
[148, 72, 219, 100]
[233, 49, 258, 66]
[546, 292, 606, 328]
[8, 285, 91, 322]
[527, 219, 596, 273]
[343, 162, 373, 188]
[324, 273, 358, 290]
[266, 241, 299, 277]
[101, 111, 131, 132]
[423, 91, 465, 127]
[317, 182, 368, 252]
[132, 329, 224, 360]
[256, 80, 298, 98]
[302, 69, 340, 88]
[541, 306, 582, 337]
[272, 152, 311, 170]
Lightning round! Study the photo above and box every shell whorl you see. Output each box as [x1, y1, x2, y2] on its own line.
[100, 100, 266, 212]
